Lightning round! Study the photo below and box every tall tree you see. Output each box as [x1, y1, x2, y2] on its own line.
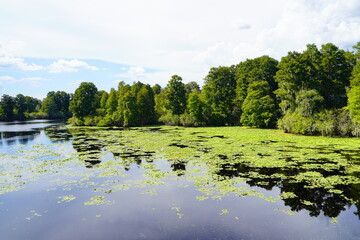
[15, 94, 27, 119]
[187, 90, 204, 123]
[152, 84, 162, 95]
[70, 82, 98, 119]
[348, 42, 360, 123]
[106, 88, 118, 115]
[0, 94, 15, 120]
[42, 91, 59, 118]
[235, 56, 278, 122]
[240, 81, 277, 128]
[185, 81, 200, 97]
[25, 96, 41, 113]
[202, 66, 236, 125]
[319, 43, 352, 108]
[165, 75, 187, 115]
[137, 84, 156, 125]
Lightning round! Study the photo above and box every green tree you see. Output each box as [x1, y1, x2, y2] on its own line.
[152, 84, 162, 95]
[106, 88, 118, 115]
[137, 84, 156, 125]
[0, 94, 15, 120]
[187, 90, 204, 123]
[42, 91, 71, 118]
[99, 91, 109, 109]
[165, 75, 187, 115]
[42, 92, 59, 118]
[122, 91, 137, 127]
[235, 56, 278, 121]
[25, 96, 41, 113]
[319, 43, 352, 108]
[240, 81, 277, 128]
[348, 42, 360, 123]
[70, 82, 98, 119]
[202, 66, 236, 125]
[15, 94, 27, 119]
[275, 45, 322, 113]
[185, 81, 200, 97]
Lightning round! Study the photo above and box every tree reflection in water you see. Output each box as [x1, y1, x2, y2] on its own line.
[215, 161, 360, 219]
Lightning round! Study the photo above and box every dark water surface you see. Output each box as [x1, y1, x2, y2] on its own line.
[0, 120, 360, 240]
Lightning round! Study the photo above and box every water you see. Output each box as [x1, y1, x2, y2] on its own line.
[0, 120, 360, 240]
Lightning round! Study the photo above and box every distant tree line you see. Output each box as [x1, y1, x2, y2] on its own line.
[1, 42, 360, 137]
[0, 91, 71, 121]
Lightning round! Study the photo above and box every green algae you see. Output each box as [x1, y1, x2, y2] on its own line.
[2, 125, 360, 221]
[84, 196, 112, 206]
[57, 195, 76, 203]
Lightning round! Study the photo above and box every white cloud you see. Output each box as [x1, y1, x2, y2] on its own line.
[0, 0, 359, 88]
[128, 67, 146, 81]
[255, 0, 360, 58]
[0, 56, 45, 71]
[0, 75, 48, 87]
[0, 56, 99, 73]
[0, 40, 25, 56]
[48, 59, 99, 73]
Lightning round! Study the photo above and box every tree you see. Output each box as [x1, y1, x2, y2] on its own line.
[152, 84, 162, 95]
[240, 81, 277, 128]
[70, 82, 98, 119]
[202, 66, 236, 125]
[235, 56, 278, 121]
[25, 96, 41, 113]
[187, 90, 204, 123]
[185, 81, 200, 96]
[42, 92, 59, 118]
[122, 91, 137, 127]
[106, 88, 118, 115]
[319, 43, 352, 108]
[165, 75, 187, 115]
[137, 84, 156, 125]
[99, 91, 109, 109]
[0, 94, 15, 120]
[42, 91, 71, 118]
[348, 42, 360, 123]
[15, 94, 27, 119]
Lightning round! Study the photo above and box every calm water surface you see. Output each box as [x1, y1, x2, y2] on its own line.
[0, 120, 360, 240]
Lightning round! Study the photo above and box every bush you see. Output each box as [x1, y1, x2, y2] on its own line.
[159, 113, 180, 126]
[179, 113, 205, 127]
[27, 111, 48, 119]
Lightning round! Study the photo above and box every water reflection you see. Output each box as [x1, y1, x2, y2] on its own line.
[215, 162, 360, 219]
[170, 160, 187, 176]
[2, 123, 360, 240]
[53, 126, 360, 220]
[0, 120, 63, 147]
[71, 133, 103, 168]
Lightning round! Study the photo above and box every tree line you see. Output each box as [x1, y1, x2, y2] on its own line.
[1, 42, 360, 137]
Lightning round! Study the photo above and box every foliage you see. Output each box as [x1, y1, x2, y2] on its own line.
[164, 75, 187, 115]
[0, 94, 15, 120]
[70, 82, 98, 120]
[240, 81, 277, 128]
[42, 91, 72, 119]
[235, 56, 278, 117]
[3, 42, 360, 137]
[187, 90, 205, 125]
[202, 66, 237, 125]
[348, 42, 360, 124]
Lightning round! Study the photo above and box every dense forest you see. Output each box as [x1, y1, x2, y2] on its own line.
[1, 42, 360, 137]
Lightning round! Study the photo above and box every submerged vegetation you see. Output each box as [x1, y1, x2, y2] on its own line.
[2, 42, 360, 137]
[2, 124, 360, 220]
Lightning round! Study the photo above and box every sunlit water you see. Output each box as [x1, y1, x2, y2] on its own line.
[0, 120, 360, 240]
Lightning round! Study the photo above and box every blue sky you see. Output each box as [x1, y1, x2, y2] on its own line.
[1, 0, 359, 99]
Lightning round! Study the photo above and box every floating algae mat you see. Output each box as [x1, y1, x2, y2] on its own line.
[1, 120, 360, 240]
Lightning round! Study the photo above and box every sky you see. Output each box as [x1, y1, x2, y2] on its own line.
[0, 0, 359, 99]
